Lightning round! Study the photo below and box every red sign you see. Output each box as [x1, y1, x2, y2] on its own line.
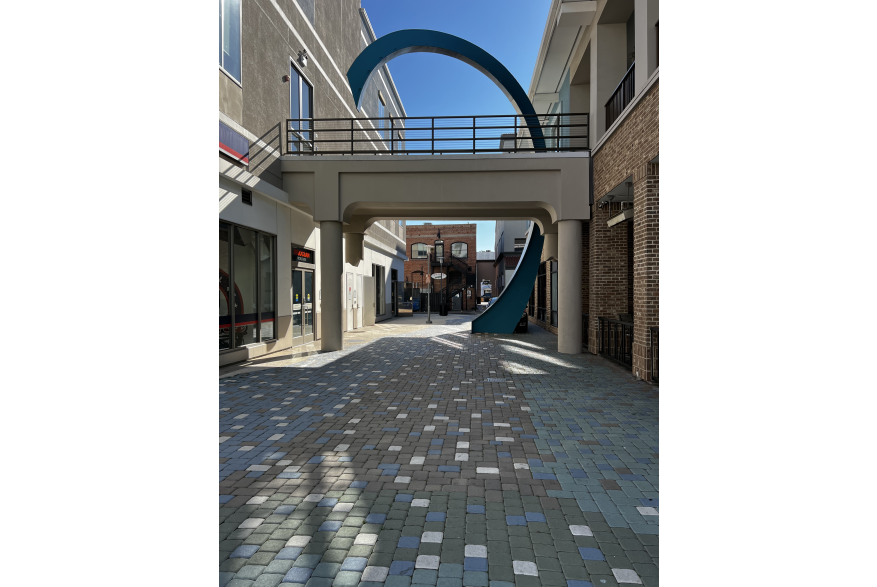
[292, 247, 315, 264]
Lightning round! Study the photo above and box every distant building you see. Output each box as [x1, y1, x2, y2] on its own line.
[476, 251, 495, 301]
[493, 220, 529, 295]
[404, 223, 478, 311]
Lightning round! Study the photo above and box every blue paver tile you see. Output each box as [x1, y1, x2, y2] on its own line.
[524, 512, 546, 523]
[349, 481, 368, 489]
[505, 516, 526, 526]
[366, 513, 387, 524]
[220, 495, 235, 504]
[275, 505, 296, 515]
[231, 545, 260, 558]
[308, 456, 326, 464]
[577, 547, 605, 561]
[282, 567, 313, 583]
[276, 547, 304, 560]
[319, 521, 342, 532]
[395, 494, 414, 503]
[463, 558, 487, 572]
[398, 536, 421, 549]
[426, 512, 446, 522]
[340, 558, 368, 572]
[467, 505, 485, 514]
[532, 473, 556, 480]
[318, 498, 339, 507]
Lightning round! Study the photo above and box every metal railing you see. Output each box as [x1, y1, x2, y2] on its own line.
[582, 314, 589, 348]
[650, 326, 659, 383]
[598, 317, 634, 368]
[285, 113, 588, 155]
[605, 63, 636, 128]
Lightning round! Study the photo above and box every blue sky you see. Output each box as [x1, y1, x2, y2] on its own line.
[360, 0, 551, 251]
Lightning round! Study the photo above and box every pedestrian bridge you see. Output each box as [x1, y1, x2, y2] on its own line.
[281, 147, 590, 355]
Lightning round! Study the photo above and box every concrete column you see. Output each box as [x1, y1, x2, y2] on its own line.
[635, 0, 660, 92]
[558, 220, 583, 354]
[320, 221, 344, 352]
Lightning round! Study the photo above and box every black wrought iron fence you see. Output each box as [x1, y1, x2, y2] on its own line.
[285, 113, 588, 155]
[582, 314, 589, 348]
[598, 317, 634, 368]
[650, 326, 658, 383]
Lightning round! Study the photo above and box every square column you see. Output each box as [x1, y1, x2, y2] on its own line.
[558, 220, 583, 354]
[633, 162, 659, 381]
[320, 221, 344, 352]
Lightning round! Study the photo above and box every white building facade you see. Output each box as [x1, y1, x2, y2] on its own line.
[219, 2, 407, 366]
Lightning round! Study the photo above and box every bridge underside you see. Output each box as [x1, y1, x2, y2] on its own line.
[280, 152, 590, 353]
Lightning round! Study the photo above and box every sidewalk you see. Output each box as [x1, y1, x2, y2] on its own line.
[219, 315, 658, 587]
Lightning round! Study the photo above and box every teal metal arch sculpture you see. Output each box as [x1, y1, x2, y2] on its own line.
[347, 29, 545, 150]
[471, 223, 544, 334]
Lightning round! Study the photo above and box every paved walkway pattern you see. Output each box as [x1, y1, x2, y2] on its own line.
[219, 318, 658, 587]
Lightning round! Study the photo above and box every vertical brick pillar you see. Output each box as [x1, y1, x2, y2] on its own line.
[588, 202, 631, 355]
[633, 162, 659, 381]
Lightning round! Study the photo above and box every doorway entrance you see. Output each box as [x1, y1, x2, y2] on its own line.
[292, 269, 315, 346]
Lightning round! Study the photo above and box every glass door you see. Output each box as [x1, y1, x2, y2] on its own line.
[292, 270, 303, 345]
[303, 270, 314, 342]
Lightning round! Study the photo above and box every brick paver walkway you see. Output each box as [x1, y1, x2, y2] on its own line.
[219, 318, 658, 587]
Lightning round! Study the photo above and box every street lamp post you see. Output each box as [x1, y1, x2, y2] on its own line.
[434, 228, 445, 316]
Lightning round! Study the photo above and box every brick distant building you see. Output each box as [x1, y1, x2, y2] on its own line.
[404, 223, 477, 311]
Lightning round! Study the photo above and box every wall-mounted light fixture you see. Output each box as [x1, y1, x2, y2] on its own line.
[298, 49, 308, 67]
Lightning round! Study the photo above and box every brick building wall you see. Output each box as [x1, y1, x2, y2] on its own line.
[589, 81, 659, 380]
[404, 224, 478, 310]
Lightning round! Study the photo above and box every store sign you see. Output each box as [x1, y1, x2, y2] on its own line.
[219, 121, 250, 164]
[431, 273, 446, 279]
[292, 247, 315, 265]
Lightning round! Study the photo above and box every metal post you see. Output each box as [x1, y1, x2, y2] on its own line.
[350, 119, 354, 155]
[514, 117, 518, 153]
[472, 116, 476, 154]
[425, 281, 432, 324]
[431, 118, 435, 155]
[390, 117, 395, 153]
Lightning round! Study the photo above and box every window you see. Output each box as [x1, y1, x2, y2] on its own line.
[219, 0, 242, 83]
[411, 243, 428, 259]
[219, 222, 276, 350]
[550, 261, 558, 327]
[289, 64, 313, 151]
[451, 242, 467, 259]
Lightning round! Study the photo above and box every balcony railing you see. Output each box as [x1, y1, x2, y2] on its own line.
[650, 326, 658, 383]
[598, 317, 633, 368]
[285, 113, 588, 155]
[605, 63, 636, 129]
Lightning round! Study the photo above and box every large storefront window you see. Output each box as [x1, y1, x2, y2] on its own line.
[234, 226, 259, 346]
[260, 234, 275, 340]
[220, 224, 232, 350]
[219, 222, 276, 350]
